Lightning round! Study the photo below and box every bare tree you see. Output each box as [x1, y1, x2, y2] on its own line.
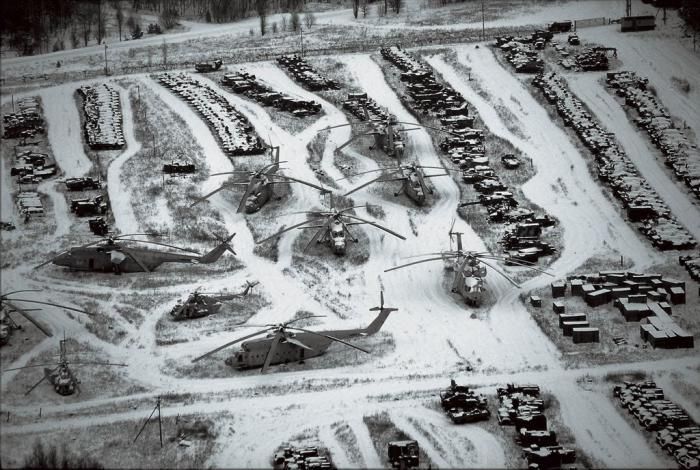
[115, 3, 124, 40]
[160, 7, 179, 29]
[256, 0, 268, 35]
[281, 15, 287, 31]
[78, 6, 95, 46]
[95, 0, 105, 44]
[303, 12, 315, 28]
[361, 0, 368, 18]
[161, 39, 168, 66]
[290, 11, 300, 31]
[353, 0, 359, 18]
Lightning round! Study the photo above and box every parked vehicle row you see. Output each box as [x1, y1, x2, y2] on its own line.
[2, 96, 44, 139]
[156, 72, 264, 156]
[607, 71, 700, 200]
[532, 72, 695, 250]
[276, 55, 340, 91]
[221, 70, 321, 117]
[614, 381, 698, 469]
[439, 380, 490, 424]
[497, 383, 577, 469]
[78, 83, 125, 150]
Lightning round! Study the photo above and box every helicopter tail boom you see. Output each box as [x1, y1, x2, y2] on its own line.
[199, 233, 236, 264]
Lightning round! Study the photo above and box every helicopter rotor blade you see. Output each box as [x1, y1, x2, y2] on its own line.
[1, 289, 41, 298]
[343, 174, 397, 197]
[69, 361, 128, 367]
[337, 205, 368, 215]
[384, 255, 453, 273]
[190, 183, 234, 207]
[257, 218, 320, 245]
[288, 328, 370, 354]
[285, 315, 327, 327]
[192, 329, 271, 362]
[261, 333, 283, 373]
[283, 334, 314, 351]
[303, 227, 326, 253]
[4, 301, 53, 337]
[341, 214, 406, 240]
[478, 259, 520, 288]
[336, 167, 397, 182]
[24, 367, 58, 395]
[117, 239, 200, 254]
[273, 174, 327, 193]
[3, 363, 59, 373]
[33, 250, 70, 269]
[481, 256, 554, 277]
[122, 249, 151, 273]
[337, 133, 368, 151]
[319, 123, 355, 132]
[5, 299, 94, 316]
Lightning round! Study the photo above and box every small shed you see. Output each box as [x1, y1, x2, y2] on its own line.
[563, 320, 589, 336]
[586, 288, 611, 307]
[559, 313, 587, 328]
[573, 327, 599, 343]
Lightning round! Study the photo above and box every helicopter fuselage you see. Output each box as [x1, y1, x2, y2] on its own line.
[451, 255, 487, 306]
[245, 175, 274, 213]
[402, 166, 426, 205]
[45, 364, 77, 396]
[52, 245, 199, 273]
[327, 219, 347, 255]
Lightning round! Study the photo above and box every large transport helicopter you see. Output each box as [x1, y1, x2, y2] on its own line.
[192, 291, 397, 372]
[2, 337, 126, 396]
[34, 233, 236, 274]
[321, 115, 461, 160]
[341, 162, 456, 206]
[170, 280, 260, 321]
[191, 146, 328, 213]
[257, 194, 405, 255]
[385, 221, 552, 306]
[0, 290, 93, 345]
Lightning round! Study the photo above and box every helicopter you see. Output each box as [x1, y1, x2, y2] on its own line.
[341, 162, 455, 206]
[170, 280, 260, 321]
[191, 146, 328, 212]
[385, 220, 552, 306]
[192, 291, 398, 372]
[1, 290, 93, 346]
[257, 194, 405, 255]
[2, 336, 126, 396]
[322, 115, 460, 159]
[34, 232, 236, 274]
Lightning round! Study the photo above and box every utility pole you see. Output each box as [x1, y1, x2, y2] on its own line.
[481, 0, 485, 40]
[300, 27, 304, 57]
[133, 396, 163, 448]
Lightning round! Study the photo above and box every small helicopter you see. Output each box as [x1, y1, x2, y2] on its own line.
[385, 221, 551, 306]
[191, 146, 328, 213]
[192, 291, 398, 372]
[341, 162, 454, 206]
[170, 280, 260, 321]
[257, 194, 405, 255]
[35, 232, 236, 274]
[1, 290, 93, 346]
[2, 336, 126, 396]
